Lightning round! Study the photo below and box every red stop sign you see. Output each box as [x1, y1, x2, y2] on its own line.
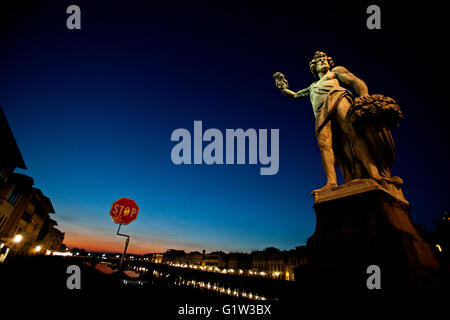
[110, 197, 139, 225]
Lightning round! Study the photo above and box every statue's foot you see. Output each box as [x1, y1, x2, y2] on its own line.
[317, 183, 338, 192]
[368, 174, 384, 184]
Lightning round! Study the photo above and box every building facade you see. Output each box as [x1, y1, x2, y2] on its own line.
[252, 246, 308, 280]
[0, 106, 64, 260]
[228, 252, 252, 270]
[162, 249, 186, 264]
[205, 251, 227, 268]
[0, 106, 27, 184]
[185, 251, 203, 266]
[0, 173, 57, 255]
[37, 218, 65, 252]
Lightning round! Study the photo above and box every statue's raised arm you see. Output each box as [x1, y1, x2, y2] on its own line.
[274, 72, 310, 100]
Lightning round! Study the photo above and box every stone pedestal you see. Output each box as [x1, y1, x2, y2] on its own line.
[301, 179, 440, 290]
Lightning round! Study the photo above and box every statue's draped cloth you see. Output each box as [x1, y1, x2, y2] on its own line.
[310, 75, 362, 182]
[310, 76, 353, 137]
[309, 75, 398, 183]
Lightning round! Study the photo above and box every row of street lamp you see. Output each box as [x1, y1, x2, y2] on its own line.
[164, 261, 284, 279]
[1, 234, 65, 261]
[11, 234, 42, 253]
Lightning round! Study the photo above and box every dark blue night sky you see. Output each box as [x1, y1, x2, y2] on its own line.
[1, 1, 448, 253]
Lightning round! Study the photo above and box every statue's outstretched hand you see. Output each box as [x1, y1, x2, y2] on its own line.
[273, 72, 288, 90]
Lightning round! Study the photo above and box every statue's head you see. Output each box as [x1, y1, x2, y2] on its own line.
[309, 51, 335, 79]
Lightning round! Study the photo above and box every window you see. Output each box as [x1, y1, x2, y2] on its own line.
[0, 165, 11, 181]
[15, 225, 23, 234]
[7, 188, 21, 206]
[30, 197, 40, 212]
[0, 215, 7, 230]
[21, 211, 32, 223]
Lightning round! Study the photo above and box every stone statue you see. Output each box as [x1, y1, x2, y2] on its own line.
[275, 52, 440, 288]
[274, 51, 403, 195]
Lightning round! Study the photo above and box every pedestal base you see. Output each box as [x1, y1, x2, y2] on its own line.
[302, 179, 440, 290]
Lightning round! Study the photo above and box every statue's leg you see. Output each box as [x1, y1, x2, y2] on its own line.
[335, 99, 383, 182]
[316, 120, 338, 190]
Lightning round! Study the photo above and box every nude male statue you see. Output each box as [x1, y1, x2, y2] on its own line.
[274, 51, 384, 191]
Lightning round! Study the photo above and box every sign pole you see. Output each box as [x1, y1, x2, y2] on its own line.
[110, 197, 139, 273]
[116, 224, 130, 272]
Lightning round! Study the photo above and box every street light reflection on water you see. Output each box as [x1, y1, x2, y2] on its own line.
[152, 270, 268, 301]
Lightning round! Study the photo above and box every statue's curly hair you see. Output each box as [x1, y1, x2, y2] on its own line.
[309, 51, 335, 79]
